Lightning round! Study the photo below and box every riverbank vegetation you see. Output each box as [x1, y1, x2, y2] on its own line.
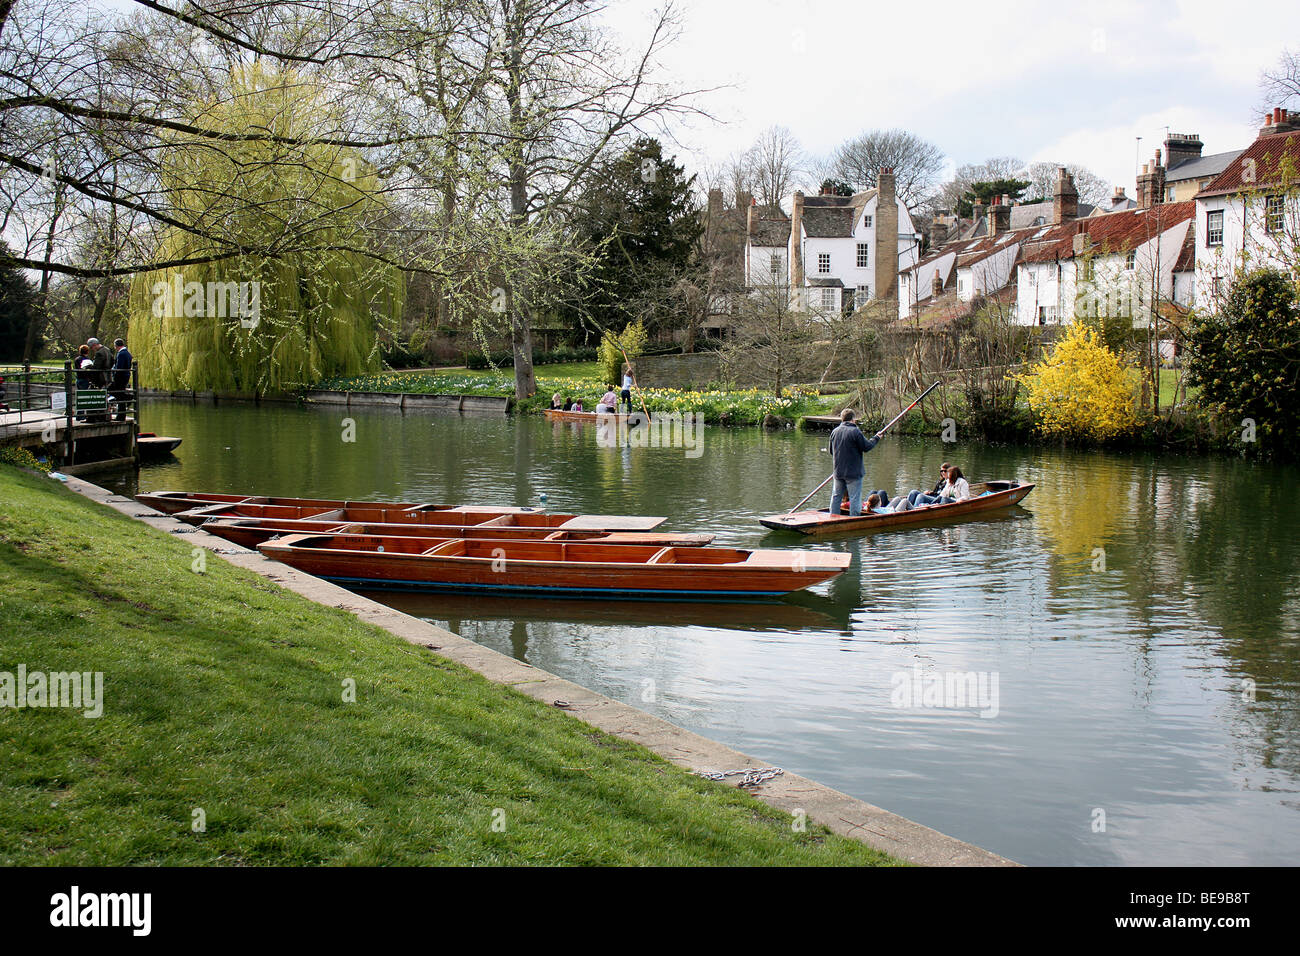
[0, 465, 897, 865]
[316, 366, 829, 426]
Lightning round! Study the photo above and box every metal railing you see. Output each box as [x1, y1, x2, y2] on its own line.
[0, 361, 139, 461]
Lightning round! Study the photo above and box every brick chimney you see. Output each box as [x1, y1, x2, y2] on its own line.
[987, 194, 1011, 235]
[1052, 166, 1078, 224]
[1136, 151, 1166, 209]
[790, 190, 805, 291]
[930, 218, 948, 248]
[1261, 107, 1300, 135]
[1163, 133, 1203, 168]
[874, 168, 899, 310]
[931, 270, 943, 298]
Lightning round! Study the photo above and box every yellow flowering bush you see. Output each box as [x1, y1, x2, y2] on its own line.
[1015, 323, 1140, 442]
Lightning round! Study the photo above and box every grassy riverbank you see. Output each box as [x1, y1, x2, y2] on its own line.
[0, 465, 897, 866]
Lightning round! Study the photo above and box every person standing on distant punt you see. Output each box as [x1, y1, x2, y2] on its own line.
[110, 338, 133, 421]
[620, 370, 634, 415]
[828, 408, 881, 517]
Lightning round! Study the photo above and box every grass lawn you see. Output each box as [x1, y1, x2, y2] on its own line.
[0, 465, 899, 866]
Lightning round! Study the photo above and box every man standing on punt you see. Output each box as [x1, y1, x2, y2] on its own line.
[828, 408, 880, 517]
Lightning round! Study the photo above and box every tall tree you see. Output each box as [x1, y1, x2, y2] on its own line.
[935, 156, 1025, 213]
[567, 138, 702, 337]
[126, 67, 404, 394]
[830, 128, 944, 208]
[745, 125, 804, 212]
[474, 0, 702, 398]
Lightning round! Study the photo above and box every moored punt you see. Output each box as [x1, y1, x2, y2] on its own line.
[168, 499, 673, 533]
[136, 433, 182, 458]
[257, 533, 851, 598]
[136, 491, 436, 515]
[759, 480, 1035, 536]
[197, 517, 714, 549]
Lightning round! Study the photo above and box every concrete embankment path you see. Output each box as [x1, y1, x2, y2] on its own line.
[68, 476, 1016, 867]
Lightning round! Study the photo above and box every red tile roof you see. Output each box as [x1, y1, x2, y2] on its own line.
[1196, 128, 1300, 198]
[1017, 202, 1195, 264]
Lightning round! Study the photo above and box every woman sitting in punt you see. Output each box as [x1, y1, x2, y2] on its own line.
[906, 466, 972, 508]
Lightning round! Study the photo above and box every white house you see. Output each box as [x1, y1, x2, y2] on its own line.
[1193, 109, 1300, 308]
[747, 168, 919, 314]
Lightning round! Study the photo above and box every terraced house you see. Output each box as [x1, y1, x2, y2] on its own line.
[1194, 108, 1300, 309]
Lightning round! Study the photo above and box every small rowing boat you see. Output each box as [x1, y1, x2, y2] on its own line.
[257, 533, 850, 598]
[759, 480, 1035, 535]
[195, 516, 714, 549]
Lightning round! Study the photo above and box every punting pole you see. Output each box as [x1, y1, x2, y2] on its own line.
[784, 380, 942, 515]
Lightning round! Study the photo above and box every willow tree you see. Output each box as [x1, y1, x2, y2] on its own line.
[127, 66, 403, 394]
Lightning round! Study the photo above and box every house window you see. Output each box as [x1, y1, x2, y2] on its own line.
[1038, 306, 1048, 326]
[1125, 250, 1136, 271]
[863, 214, 873, 228]
[818, 253, 830, 274]
[820, 288, 836, 310]
[1266, 195, 1285, 233]
[1212, 276, 1224, 298]
[1078, 259, 1094, 282]
[769, 253, 781, 277]
[856, 286, 870, 308]
[856, 243, 869, 268]
[1206, 210, 1223, 246]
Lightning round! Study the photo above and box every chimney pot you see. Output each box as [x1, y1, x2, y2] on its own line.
[1275, 107, 1283, 123]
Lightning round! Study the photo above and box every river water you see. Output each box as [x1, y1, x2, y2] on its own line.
[110, 399, 1300, 865]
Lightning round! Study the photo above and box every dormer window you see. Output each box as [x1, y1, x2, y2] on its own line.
[1125, 250, 1136, 271]
[863, 214, 873, 228]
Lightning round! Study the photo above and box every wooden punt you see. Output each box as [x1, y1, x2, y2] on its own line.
[543, 408, 645, 425]
[166, 499, 674, 534]
[196, 517, 714, 549]
[138, 494, 467, 515]
[257, 533, 851, 598]
[758, 480, 1035, 535]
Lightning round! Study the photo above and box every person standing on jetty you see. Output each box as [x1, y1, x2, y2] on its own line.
[110, 338, 133, 422]
[828, 408, 880, 517]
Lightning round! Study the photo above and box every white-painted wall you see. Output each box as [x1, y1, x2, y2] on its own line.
[1194, 192, 1299, 308]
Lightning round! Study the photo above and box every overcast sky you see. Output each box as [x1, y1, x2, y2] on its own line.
[601, 0, 1294, 198]
[92, 0, 1294, 200]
